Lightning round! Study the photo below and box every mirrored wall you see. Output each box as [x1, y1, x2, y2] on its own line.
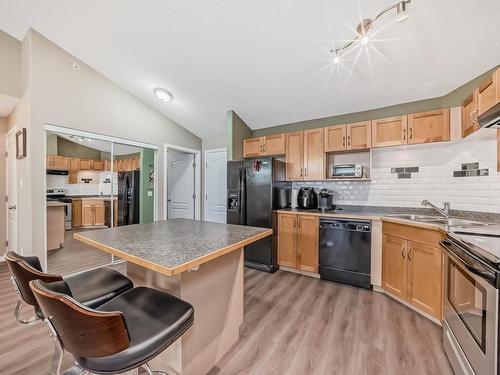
[45, 128, 156, 276]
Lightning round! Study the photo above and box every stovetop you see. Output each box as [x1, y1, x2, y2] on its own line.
[447, 228, 500, 269]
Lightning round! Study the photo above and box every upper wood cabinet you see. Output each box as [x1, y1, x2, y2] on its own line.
[68, 158, 79, 184]
[243, 134, 285, 158]
[478, 68, 500, 117]
[382, 222, 443, 319]
[242, 137, 263, 158]
[462, 91, 480, 137]
[407, 109, 450, 145]
[277, 213, 319, 273]
[93, 160, 105, 171]
[324, 125, 346, 152]
[303, 128, 324, 180]
[79, 159, 93, 170]
[47, 155, 69, 170]
[371, 115, 408, 148]
[347, 121, 372, 150]
[285, 131, 304, 181]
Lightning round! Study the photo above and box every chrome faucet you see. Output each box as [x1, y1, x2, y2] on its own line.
[421, 200, 451, 218]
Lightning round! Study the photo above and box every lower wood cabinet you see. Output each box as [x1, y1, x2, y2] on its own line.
[277, 213, 319, 273]
[72, 199, 105, 227]
[382, 222, 443, 319]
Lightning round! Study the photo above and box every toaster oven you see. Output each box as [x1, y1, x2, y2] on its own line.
[330, 164, 364, 178]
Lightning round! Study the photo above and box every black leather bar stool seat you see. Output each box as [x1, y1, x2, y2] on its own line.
[30, 280, 194, 375]
[79, 287, 194, 374]
[5, 251, 134, 321]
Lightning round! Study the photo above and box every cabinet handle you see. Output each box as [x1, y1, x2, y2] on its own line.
[401, 245, 406, 259]
[304, 168, 307, 177]
[300, 168, 303, 177]
[263, 144, 266, 152]
[403, 128, 406, 141]
[342, 136, 346, 147]
[409, 127, 413, 140]
[347, 136, 350, 146]
[408, 246, 413, 261]
[293, 218, 297, 228]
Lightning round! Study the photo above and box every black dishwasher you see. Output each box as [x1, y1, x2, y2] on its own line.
[319, 218, 371, 289]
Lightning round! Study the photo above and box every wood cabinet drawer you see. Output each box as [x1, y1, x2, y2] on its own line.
[383, 222, 443, 248]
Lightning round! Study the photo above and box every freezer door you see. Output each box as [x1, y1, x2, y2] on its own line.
[227, 161, 244, 225]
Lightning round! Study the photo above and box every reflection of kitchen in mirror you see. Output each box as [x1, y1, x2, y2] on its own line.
[45, 131, 155, 276]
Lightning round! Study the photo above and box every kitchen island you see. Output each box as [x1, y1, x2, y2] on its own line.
[74, 219, 272, 375]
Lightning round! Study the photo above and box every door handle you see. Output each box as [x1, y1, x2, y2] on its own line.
[8, 205, 16, 210]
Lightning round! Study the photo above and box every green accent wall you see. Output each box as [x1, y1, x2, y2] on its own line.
[251, 65, 499, 137]
[226, 110, 252, 161]
[139, 148, 155, 224]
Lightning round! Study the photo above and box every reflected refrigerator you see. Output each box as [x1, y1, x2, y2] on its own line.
[227, 158, 291, 272]
[118, 171, 140, 226]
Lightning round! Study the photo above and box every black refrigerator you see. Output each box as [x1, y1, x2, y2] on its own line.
[118, 171, 140, 226]
[227, 158, 291, 272]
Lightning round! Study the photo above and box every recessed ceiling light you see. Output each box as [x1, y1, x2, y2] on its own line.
[332, 50, 341, 64]
[360, 36, 370, 46]
[71, 62, 80, 70]
[154, 88, 173, 103]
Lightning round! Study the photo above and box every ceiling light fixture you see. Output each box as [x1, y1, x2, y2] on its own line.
[154, 88, 173, 103]
[330, 0, 410, 62]
[71, 62, 80, 70]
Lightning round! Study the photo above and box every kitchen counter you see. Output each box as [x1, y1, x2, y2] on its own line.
[71, 196, 118, 200]
[74, 219, 271, 375]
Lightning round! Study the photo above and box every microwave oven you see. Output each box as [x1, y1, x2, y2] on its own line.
[330, 164, 364, 178]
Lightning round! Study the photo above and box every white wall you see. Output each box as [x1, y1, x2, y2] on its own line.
[9, 29, 202, 268]
[293, 129, 500, 213]
[0, 31, 21, 98]
[0, 117, 7, 251]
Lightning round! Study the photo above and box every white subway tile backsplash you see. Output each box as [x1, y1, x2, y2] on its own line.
[47, 171, 118, 196]
[293, 129, 500, 213]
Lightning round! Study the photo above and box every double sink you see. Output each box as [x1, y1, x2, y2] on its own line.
[385, 214, 493, 230]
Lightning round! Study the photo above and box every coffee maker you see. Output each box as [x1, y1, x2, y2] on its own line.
[318, 189, 334, 211]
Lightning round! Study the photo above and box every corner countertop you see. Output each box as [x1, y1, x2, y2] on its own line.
[74, 219, 272, 276]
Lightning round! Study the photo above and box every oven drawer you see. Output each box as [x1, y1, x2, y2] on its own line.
[443, 320, 475, 375]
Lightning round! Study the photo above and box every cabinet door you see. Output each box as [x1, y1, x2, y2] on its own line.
[82, 205, 95, 226]
[93, 204, 105, 226]
[285, 132, 304, 181]
[408, 109, 450, 144]
[79, 159, 93, 170]
[297, 215, 319, 273]
[132, 157, 141, 170]
[478, 68, 500, 116]
[324, 125, 346, 152]
[462, 91, 480, 138]
[303, 128, 324, 180]
[243, 137, 264, 158]
[277, 213, 297, 268]
[406, 241, 442, 319]
[93, 160, 105, 171]
[347, 121, 371, 150]
[263, 134, 285, 156]
[372, 115, 408, 148]
[68, 171, 78, 184]
[72, 201, 82, 227]
[382, 235, 407, 299]
[47, 155, 69, 170]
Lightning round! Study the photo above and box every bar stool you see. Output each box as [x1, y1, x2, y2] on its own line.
[5, 251, 134, 324]
[30, 279, 194, 375]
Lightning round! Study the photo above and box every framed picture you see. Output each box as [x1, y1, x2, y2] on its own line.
[16, 128, 27, 159]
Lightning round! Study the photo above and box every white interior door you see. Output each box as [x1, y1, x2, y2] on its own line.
[167, 151, 195, 219]
[204, 149, 227, 223]
[6, 129, 17, 252]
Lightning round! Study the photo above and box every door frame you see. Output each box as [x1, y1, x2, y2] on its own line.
[203, 148, 227, 222]
[164, 143, 201, 221]
[3, 126, 17, 261]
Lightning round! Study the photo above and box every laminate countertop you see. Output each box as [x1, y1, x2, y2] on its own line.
[74, 219, 272, 276]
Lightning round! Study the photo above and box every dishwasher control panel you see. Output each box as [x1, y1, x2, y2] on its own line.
[319, 218, 371, 232]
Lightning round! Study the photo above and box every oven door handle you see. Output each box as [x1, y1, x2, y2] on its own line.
[441, 240, 497, 286]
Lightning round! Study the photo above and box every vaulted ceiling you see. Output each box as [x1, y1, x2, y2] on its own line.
[1, 0, 499, 138]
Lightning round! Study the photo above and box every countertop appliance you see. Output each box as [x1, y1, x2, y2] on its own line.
[46, 189, 72, 230]
[118, 171, 139, 226]
[227, 158, 291, 272]
[330, 164, 363, 178]
[441, 228, 500, 375]
[318, 189, 333, 212]
[297, 187, 318, 209]
[478, 101, 500, 129]
[319, 218, 371, 289]
[291, 188, 299, 208]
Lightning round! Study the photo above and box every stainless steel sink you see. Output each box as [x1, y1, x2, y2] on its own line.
[385, 214, 493, 228]
[385, 214, 442, 222]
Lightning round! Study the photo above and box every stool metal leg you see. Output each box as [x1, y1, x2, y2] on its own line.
[139, 363, 168, 375]
[11, 277, 39, 325]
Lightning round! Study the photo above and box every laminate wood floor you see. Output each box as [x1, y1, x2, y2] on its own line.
[0, 263, 453, 375]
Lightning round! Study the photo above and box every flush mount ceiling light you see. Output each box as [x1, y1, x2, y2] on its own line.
[71, 62, 81, 70]
[330, 0, 411, 64]
[70, 135, 92, 143]
[154, 88, 174, 103]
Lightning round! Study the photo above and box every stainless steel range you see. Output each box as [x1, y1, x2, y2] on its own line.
[441, 226, 500, 375]
[47, 189, 72, 230]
